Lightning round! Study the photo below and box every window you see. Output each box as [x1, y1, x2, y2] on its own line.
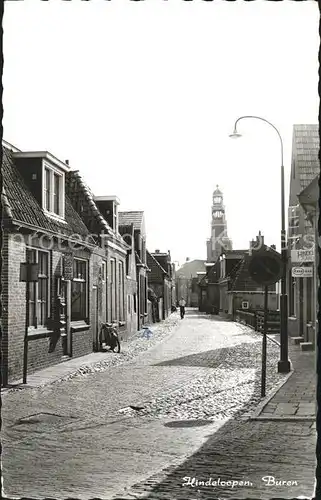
[43, 162, 65, 218]
[119, 261, 125, 321]
[113, 204, 117, 231]
[44, 168, 51, 211]
[141, 239, 146, 265]
[214, 211, 223, 218]
[110, 259, 116, 322]
[102, 261, 107, 322]
[213, 196, 221, 204]
[126, 253, 130, 276]
[145, 276, 148, 313]
[128, 295, 131, 314]
[26, 249, 49, 328]
[71, 258, 87, 321]
[53, 173, 60, 214]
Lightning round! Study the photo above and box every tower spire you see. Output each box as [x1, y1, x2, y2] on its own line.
[206, 184, 233, 262]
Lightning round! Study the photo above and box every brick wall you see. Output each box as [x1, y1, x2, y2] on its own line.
[3, 232, 99, 384]
[1, 233, 9, 385]
[7, 233, 26, 382]
[71, 329, 93, 358]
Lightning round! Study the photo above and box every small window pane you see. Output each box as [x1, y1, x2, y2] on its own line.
[45, 168, 51, 210]
[53, 173, 60, 214]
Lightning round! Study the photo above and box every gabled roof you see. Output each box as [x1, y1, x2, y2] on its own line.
[199, 261, 220, 287]
[176, 259, 206, 278]
[230, 247, 279, 292]
[222, 249, 249, 258]
[292, 124, 320, 191]
[2, 146, 91, 240]
[147, 250, 168, 282]
[119, 211, 144, 230]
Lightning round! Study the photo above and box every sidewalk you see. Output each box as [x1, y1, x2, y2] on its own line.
[2, 314, 180, 394]
[250, 339, 316, 421]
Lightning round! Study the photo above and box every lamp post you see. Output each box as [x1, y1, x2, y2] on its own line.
[229, 115, 291, 373]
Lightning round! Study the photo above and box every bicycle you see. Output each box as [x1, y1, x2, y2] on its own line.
[99, 322, 121, 353]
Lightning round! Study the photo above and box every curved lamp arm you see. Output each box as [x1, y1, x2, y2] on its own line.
[232, 115, 284, 167]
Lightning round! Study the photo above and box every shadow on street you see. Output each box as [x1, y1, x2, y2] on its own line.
[113, 327, 316, 500]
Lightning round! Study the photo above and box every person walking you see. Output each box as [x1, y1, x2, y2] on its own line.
[178, 297, 186, 319]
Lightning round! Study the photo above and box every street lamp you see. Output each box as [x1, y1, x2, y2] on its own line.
[229, 115, 292, 373]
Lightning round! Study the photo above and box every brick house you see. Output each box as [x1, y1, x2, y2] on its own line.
[2, 142, 103, 385]
[287, 125, 319, 347]
[118, 211, 148, 330]
[65, 176, 129, 340]
[150, 250, 175, 318]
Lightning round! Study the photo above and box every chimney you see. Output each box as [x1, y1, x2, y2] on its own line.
[186, 257, 190, 262]
[155, 249, 160, 253]
[65, 159, 69, 166]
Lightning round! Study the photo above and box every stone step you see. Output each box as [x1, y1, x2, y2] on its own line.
[300, 342, 315, 352]
[291, 336, 304, 345]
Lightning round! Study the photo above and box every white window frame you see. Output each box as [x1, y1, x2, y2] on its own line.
[71, 257, 88, 321]
[26, 247, 51, 329]
[118, 261, 125, 321]
[42, 160, 65, 219]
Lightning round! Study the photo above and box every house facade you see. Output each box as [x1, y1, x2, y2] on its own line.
[287, 124, 319, 347]
[118, 211, 148, 330]
[147, 250, 171, 320]
[2, 143, 102, 385]
[150, 250, 175, 318]
[119, 222, 138, 337]
[65, 176, 129, 342]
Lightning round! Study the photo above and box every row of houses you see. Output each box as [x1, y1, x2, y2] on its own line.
[198, 124, 319, 351]
[1, 140, 176, 386]
[198, 234, 279, 317]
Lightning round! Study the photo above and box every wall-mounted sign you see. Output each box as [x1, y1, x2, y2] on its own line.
[20, 263, 39, 282]
[63, 253, 74, 280]
[291, 249, 315, 263]
[292, 266, 313, 278]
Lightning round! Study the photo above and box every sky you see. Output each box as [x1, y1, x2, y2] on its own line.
[3, 0, 319, 268]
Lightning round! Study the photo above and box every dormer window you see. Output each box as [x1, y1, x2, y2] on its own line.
[43, 161, 65, 218]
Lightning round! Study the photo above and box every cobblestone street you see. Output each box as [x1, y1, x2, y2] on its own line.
[2, 310, 316, 499]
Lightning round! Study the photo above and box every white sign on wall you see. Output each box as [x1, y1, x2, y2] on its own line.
[291, 249, 315, 263]
[292, 267, 313, 278]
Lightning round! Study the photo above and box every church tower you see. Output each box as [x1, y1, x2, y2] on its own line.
[206, 185, 233, 262]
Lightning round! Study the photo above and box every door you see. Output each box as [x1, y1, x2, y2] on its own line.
[92, 286, 99, 351]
